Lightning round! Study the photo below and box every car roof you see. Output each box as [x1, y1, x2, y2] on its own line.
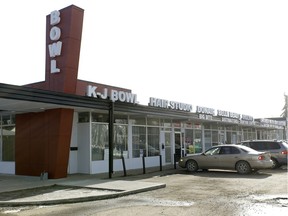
[241, 140, 284, 142]
[215, 144, 260, 153]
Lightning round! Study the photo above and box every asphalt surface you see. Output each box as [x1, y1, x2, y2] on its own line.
[0, 167, 172, 207]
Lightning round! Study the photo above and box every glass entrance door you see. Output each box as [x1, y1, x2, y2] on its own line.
[160, 131, 185, 164]
[164, 132, 171, 163]
[160, 131, 172, 164]
[174, 132, 185, 162]
[174, 132, 181, 160]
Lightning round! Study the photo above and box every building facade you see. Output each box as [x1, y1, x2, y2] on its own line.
[0, 5, 286, 178]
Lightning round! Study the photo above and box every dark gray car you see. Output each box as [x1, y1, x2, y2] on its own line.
[239, 140, 288, 169]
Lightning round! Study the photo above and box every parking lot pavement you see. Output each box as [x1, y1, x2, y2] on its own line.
[0, 165, 286, 207]
[0, 168, 173, 206]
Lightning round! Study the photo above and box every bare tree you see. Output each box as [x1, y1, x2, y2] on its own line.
[281, 94, 288, 118]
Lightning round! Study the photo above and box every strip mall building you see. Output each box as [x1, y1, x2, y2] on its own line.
[0, 5, 287, 179]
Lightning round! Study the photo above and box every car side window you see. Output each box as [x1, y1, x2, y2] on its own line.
[268, 142, 280, 149]
[220, 147, 240, 154]
[205, 147, 220, 155]
[250, 142, 263, 150]
[220, 147, 230, 154]
[230, 147, 241, 154]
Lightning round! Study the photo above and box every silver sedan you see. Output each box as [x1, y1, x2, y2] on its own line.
[178, 144, 273, 174]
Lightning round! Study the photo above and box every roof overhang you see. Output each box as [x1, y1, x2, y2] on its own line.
[0, 83, 283, 130]
[0, 83, 195, 120]
[0, 83, 110, 115]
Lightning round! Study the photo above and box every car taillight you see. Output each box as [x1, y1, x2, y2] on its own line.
[258, 155, 264, 160]
[281, 150, 288, 155]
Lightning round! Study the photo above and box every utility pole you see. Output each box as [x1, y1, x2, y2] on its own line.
[109, 102, 114, 178]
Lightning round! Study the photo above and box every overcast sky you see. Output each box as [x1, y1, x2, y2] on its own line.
[1, 0, 288, 118]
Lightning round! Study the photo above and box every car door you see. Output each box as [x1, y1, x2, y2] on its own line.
[197, 146, 222, 169]
[218, 146, 241, 169]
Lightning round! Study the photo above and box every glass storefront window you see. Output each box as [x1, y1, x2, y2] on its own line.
[231, 132, 237, 143]
[1, 126, 15, 161]
[185, 122, 193, 129]
[243, 128, 256, 140]
[79, 112, 90, 123]
[237, 131, 243, 143]
[91, 112, 109, 123]
[211, 123, 218, 130]
[161, 119, 172, 127]
[11, 115, 15, 125]
[194, 130, 202, 153]
[185, 129, 194, 154]
[226, 131, 231, 143]
[2, 115, 13, 125]
[203, 123, 211, 129]
[147, 118, 160, 126]
[212, 130, 218, 146]
[132, 126, 146, 157]
[130, 116, 146, 125]
[91, 123, 108, 161]
[219, 131, 225, 144]
[91, 123, 128, 161]
[114, 124, 128, 159]
[204, 130, 212, 150]
[147, 127, 160, 156]
[173, 121, 181, 128]
[114, 114, 128, 124]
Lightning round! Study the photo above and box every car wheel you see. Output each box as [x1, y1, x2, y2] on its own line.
[271, 158, 280, 169]
[186, 160, 198, 172]
[236, 161, 251, 174]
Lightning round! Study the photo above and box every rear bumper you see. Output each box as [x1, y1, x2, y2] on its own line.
[250, 160, 273, 169]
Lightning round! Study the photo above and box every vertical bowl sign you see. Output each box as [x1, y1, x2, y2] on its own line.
[49, 10, 62, 73]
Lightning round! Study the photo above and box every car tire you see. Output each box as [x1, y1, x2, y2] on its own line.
[186, 160, 198, 172]
[271, 158, 280, 169]
[236, 161, 251, 174]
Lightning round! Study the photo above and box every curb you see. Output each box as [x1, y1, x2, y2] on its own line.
[0, 183, 166, 207]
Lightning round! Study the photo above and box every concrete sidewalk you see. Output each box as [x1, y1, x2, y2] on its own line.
[0, 167, 174, 207]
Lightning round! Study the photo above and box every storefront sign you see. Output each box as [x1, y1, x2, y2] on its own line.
[217, 110, 229, 117]
[222, 117, 239, 124]
[259, 118, 286, 126]
[240, 120, 255, 125]
[148, 97, 192, 112]
[217, 110, 241, 119]
[241, 114, 253, 121]
[86, 85, 138, 103]
[199, 114, 213, 120]
[196, 106, 215, 115]
[48, 10, 62, 73]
